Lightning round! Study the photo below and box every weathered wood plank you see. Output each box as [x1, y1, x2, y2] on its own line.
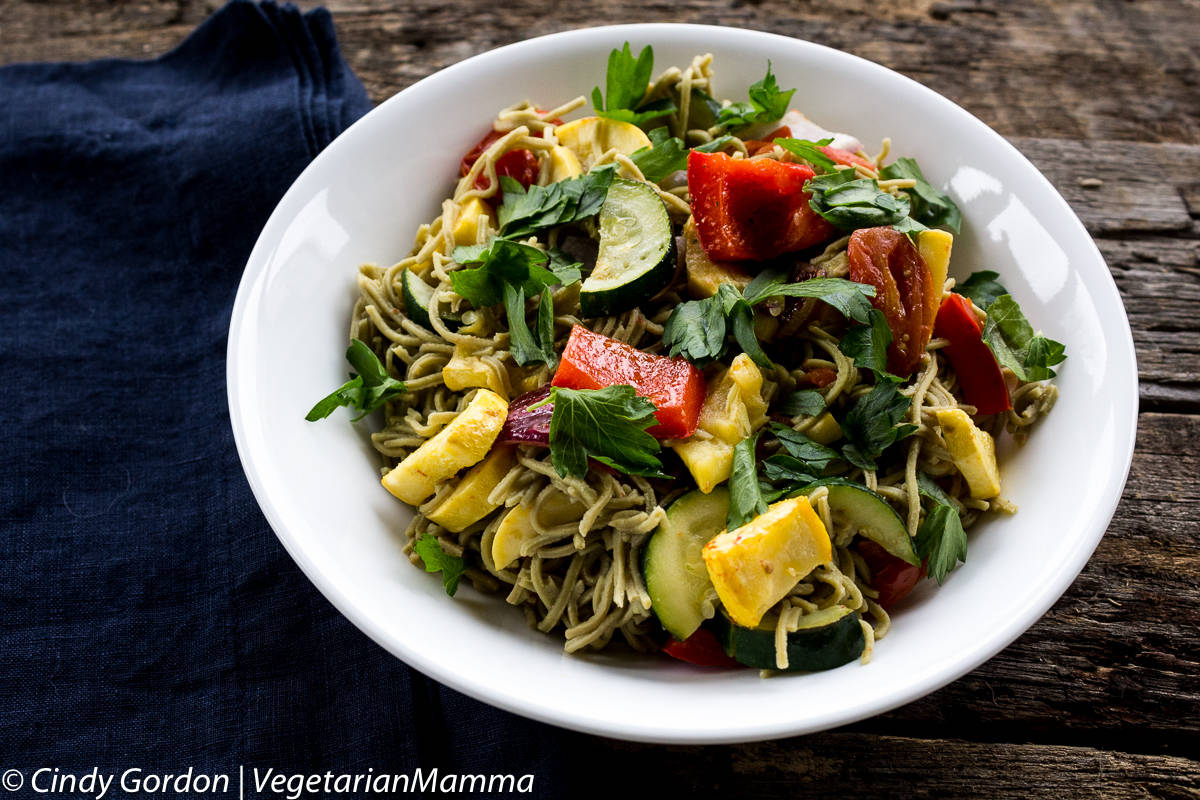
[3, 1, 1199, 145]
[1014, 139, 1200, 235]
[594, 734, 1200, 798]
[1098, 237, 1200, 412]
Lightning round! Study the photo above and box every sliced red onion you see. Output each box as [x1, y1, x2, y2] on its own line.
[498, 385, 553, 446]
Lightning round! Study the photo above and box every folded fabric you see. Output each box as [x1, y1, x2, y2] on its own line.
[0, 0, 571, 785]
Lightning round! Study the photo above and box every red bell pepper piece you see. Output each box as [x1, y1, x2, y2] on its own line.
[661, 628, 743, 668]
[856, 540, 926, 610]
[551, 325, 705, 440]
[933, 293, 1012, 415]
[687, 150, 835, 262]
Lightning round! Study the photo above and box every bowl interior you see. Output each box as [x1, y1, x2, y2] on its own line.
[228, 24, 1137, 743]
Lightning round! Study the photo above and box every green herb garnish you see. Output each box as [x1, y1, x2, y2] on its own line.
[778, 389, 826, 418]
[840, 381, 917, 471]
[914, 505, 967, 584]
[879, 156, 962, 234]
[536, 385, 669, 480]
[982, 294, 1067, 381]
[503, 284, 557, 367]
[805, 168, 911, 231]
[414, 534, 466, 597]
[727, 430, 768, 530]
[838, 308, 895, 379]
[775, 137, 837, 173]
[497, 164, 616, 238]
[663, 271, 877, 367]
[591, 43, 677, 127]
[956, 270, 1009, 311]
[715, 62, 794, 132]
[305, 339, 407, 422]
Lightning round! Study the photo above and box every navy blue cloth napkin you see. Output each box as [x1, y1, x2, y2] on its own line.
[0, 2, 574, 791]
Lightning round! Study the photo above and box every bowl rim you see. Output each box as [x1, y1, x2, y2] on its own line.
[227, 22, 1139, 743]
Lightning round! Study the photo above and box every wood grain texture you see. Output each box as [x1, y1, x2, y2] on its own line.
[589, 735, 1200, 799]
[4, 0, 1199, 792]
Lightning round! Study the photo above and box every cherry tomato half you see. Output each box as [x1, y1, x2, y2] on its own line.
[847, 226, 938, 377]
[459, 129, 539, 200]
[661, 628, 743, 668]
[857, 540, 925, 610]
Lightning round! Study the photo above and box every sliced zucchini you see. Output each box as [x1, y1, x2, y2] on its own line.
[642, 487, 729, 640]
[806, 482, 919, 566]
[401, 268, 460, 332]
[578, 179, 675, 318]
[710, 605, 865, 671]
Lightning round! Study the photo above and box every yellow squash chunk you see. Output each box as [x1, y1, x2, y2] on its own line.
[545, 145, 583, 183]
[452, 197, 493, 247]
[935, 407, 1001, 499]
[918, 229, 954, 300]
[491, 492, 587, 570]
[805, 412, 843, 445]
[672, 354, 768, 493]
[683, 217, 752, 298]
[554, 116, 651, 170]
[426, 446, 516, 533]
[442, 345, 508, 399]
[702, 496, 832, 629]
[381, 389, 509, 505]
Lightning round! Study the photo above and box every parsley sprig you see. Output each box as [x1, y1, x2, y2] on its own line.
[450, 239, 580, 367]
[534, 385, 669, 480]
[806, 168, 911, 231]
[591, 43, 677, 127]
[662, 270, 877, 368]
[630, 127, 735, 183]
[414, 535, 466, 597]
[714, 62, 794, 132]
[306, 339, 407, 422]
[879, 157, 962, 234]
[497, 164, 616, 238]
[914, 473, 968, 583]
[838, 308, 896, 380]
[840, 382, 918, 471]
[955, 271, 1067, 381]
[727, 431, 768, 530]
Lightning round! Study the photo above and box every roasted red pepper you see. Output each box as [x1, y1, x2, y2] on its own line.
[856, 540, 925, 610]
[552, 325, 705, 440]
[661, 628, 742, 668]
[687, 150, 835, 262]
[460, 129, 540, 200]
[933, 293, 1012, 415]
[847, 226, 938, 377]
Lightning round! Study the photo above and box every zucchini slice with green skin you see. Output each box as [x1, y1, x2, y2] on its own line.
[806, 482, 920, 566]
[710, 605, 865, 671]
[642, 487, 729, 641]
[579, 178, 676, 318]
[401, 268, 461, 332]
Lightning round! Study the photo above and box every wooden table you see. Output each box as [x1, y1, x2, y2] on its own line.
[5, 1, 1197, 795]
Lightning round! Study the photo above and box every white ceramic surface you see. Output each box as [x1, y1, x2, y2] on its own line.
[227, 24, 1138, 744]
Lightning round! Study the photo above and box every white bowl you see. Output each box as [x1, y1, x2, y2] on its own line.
[227, 23, 1138, 743]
